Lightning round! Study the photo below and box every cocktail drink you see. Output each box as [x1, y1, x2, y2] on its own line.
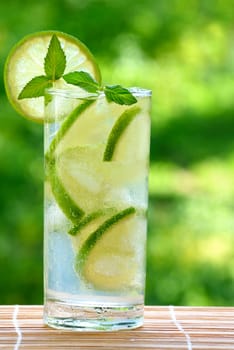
[44, 88, 151, 330]
[4, 31, 151, 331]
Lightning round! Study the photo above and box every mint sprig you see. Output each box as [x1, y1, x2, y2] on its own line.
[18, 34, 137, 106]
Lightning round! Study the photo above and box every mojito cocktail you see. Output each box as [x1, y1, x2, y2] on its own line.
[4, 30, 151, 331]
[44, 88, 151, 330]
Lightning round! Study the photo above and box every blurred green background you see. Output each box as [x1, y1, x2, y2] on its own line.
[0, 0, 234, 305]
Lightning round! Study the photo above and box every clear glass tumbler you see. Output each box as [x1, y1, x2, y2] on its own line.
[43, 88, 151, 331]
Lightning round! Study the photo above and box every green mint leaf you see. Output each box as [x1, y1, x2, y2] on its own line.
[18, 75, 52, 99]
[44, 34, 66, 80]
[63, 71, 99, 93]
[104, 85, 137, 105]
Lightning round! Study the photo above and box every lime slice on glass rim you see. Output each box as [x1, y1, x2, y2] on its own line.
[4, 30, 101, 122]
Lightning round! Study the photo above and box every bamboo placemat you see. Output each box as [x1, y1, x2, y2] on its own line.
[0, 305, 234, 349]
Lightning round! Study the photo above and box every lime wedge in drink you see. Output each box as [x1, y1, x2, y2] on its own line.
[104, 97, 150, 162]
[103, 106, 140, 161]
[4, 31, 101, 122]
[46, 160, 85, 223]
[74, 207, 145, 291]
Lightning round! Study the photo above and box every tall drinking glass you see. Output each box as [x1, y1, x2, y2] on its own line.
[44, 88, 151, 331]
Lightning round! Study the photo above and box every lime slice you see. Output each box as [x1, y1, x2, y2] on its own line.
[77, 207, 136, 265]
[75, 207, 145, 291]
[4, 31, 101, 122]
[47, 158, 85, 224]
[103, 97, 151, 162]
[103, 106, 140, 161]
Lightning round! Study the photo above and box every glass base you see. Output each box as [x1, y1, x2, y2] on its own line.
[44, 300, 144, 331]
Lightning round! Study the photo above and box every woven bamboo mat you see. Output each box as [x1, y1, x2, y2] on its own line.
[0, 305, 234, 349]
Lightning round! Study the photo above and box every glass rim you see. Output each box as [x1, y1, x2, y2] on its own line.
[46, 86, 152, 99]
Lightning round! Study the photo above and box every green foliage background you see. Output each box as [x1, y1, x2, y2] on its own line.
[0, 0, 233, 305]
